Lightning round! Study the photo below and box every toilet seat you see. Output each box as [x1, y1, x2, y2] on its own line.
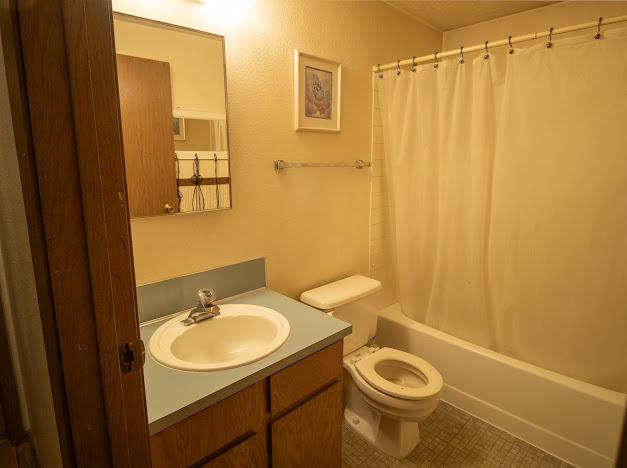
[355, 347, 443, 401]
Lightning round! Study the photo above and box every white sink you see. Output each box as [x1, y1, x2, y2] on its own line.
[149, 304, 290, 371]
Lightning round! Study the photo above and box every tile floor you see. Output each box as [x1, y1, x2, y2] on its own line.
[342, 402, 572, 467]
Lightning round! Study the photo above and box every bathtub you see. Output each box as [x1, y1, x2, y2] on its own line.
[375, 304, 626, 468]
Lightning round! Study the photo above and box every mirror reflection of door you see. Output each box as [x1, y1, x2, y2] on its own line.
[116, 54, 178, 217]
[113, 14, 232, 217]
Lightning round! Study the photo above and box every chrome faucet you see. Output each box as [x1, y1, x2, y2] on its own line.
[181, 289, 221, 326]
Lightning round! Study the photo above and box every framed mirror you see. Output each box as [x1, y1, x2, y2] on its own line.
[113, 14, 232, 217]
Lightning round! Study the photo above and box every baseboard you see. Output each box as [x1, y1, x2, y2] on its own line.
[441, 384, 615, 468]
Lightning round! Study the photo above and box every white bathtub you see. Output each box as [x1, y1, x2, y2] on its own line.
[376, 304, 626, 468]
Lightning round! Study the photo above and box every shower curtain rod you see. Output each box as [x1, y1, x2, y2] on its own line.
[373, 14, 627, 72]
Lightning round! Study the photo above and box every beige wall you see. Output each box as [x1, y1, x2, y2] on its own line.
[443, 1, 627, 50]
[112, 0, 441, 297]
[114, 16, 226, 114]
[174, 119, 227, 151]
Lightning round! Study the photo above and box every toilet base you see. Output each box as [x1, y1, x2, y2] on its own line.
[343, 375, 421, 458]
[344, 407, 421, 459]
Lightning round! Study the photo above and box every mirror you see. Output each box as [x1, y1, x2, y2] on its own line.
[113, 14, 232, 217]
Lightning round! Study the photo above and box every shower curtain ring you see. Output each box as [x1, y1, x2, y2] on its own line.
[508, 35, 514, 54]
[377, 63, 383, 78]
[595, 17, 603, 39]
[459, 46, 464, 64]
[396, 59, 402, 76]
[546, 27, 554, 48]
[411, 56, 417, 72]
[433, 52, 439, 69]
[484, 40, 489, 59]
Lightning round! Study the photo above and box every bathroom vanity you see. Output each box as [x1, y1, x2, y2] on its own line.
[138, 261, 351, 467]
[110, 11, 352, 465]
[150, 341, 343, 467]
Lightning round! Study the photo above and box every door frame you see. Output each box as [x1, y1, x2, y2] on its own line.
[0, 0, 150, 466]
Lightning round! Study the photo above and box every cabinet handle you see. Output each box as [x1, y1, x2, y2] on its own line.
[164, 203, 174, 213]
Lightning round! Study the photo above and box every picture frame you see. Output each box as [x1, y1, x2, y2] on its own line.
[294, 49, 341, 132]
[172, 116, 186, 140]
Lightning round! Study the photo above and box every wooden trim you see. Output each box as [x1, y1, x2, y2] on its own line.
[16, 0, 114, 462]
[0, 292, 26, 445]
[60, 0, 151, 464]
[0, 0, 74, 465]
[177, 177, 231, 187]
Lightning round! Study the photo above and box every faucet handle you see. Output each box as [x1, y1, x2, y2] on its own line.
[197, 289, 216, 308]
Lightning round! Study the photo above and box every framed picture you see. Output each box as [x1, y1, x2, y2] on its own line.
[294, 49, 341, 132]
[172, 116, 186, 140]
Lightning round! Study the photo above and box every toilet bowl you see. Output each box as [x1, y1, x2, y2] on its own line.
[301, 275, 443, 459]
[343, 346, 442, 457]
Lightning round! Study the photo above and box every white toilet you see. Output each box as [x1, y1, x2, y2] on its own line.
[301, 275, 443, 459]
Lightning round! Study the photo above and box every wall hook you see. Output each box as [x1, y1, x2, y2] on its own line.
[546, 27, 554, 48]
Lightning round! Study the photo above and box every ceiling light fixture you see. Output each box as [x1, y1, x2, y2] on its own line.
[190, 0, 256, 22]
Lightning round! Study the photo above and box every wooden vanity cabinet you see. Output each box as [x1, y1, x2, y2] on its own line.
[150, 381, 267, 468]
[269, 341, 343, 468]
[149, 341, 343, 468]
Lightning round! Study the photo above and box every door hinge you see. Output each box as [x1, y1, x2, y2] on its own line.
[120, 339, 145, 373]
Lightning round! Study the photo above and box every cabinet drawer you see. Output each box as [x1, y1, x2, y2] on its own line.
[270, 341, 342, 416]
[150, 381, 265, 468]
[271, 381, 343, 468]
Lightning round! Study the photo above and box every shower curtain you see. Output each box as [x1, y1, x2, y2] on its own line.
[377, 27, 627, 393]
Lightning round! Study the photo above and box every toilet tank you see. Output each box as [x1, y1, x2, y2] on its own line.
[301, 275, 382, 355]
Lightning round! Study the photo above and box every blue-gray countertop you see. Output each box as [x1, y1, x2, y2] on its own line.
[140, 287, 351, 435]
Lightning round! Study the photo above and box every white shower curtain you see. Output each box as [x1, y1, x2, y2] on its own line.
[377, 27, 627, 393]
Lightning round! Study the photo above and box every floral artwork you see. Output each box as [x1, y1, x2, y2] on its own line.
[294, 49, 341, 132]
[172, 116, 186, 140]
[305, 66, 332, 120]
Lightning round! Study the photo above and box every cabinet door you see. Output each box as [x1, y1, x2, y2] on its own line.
[150, 382, 266, 468]
[271, 382, 342, 468]
[201, 433, 265, 468]
[116, 54, 177, 217]
[270, 341, 343, 416]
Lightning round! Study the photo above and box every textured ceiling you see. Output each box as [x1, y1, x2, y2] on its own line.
[384, 1, 555, 31]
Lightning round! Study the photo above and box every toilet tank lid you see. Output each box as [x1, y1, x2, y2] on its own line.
[300, 275, 382, 310]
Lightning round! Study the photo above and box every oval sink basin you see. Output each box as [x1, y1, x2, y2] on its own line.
[149, 304, 290, 371]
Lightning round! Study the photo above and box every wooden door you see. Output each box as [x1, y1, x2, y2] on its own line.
[117, 54, 177, 217]
[2, 0, 152, 466]
[271, 382, 343, 468]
